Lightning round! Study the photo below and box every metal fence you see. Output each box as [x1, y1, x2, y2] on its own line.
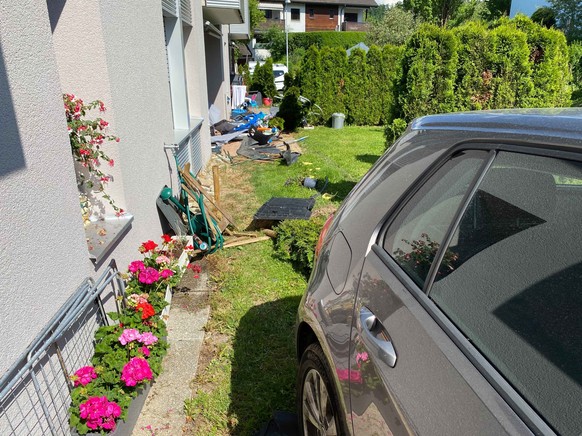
[0, 265, 125, 436]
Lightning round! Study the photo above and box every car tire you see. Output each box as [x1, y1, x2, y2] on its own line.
[297, 343, 348, 436]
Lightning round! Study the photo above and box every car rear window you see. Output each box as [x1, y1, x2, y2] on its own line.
[383, 151, 487, 287]
[430, 151, 582, 435]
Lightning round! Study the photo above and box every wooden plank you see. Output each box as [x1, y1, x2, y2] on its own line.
[179, 168, 236, 226]
[222, 235, 271, 249]
[212, 165, 221, 204]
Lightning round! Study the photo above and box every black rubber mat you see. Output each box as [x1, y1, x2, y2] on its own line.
[254, 197, 316, 221]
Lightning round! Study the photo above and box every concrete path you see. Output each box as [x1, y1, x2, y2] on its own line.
[132, 272, 210, 435]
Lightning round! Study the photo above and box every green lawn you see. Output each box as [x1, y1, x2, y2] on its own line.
[184, 126, 384, 435]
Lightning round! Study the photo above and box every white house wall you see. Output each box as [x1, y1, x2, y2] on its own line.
[0, 0, 217, 376]
[285, 3, 306, 33]
[186, 0, 213, 166]
[0, 0, 94, 375]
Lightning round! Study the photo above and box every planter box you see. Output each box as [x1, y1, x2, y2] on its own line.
[161, 236, 193, 320]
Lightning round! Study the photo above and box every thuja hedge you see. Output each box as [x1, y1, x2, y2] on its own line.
[295, 17, 572, 127]
[289, 31, 367, 52]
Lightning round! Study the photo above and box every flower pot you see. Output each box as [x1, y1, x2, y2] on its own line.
[161, 236, 193, 319]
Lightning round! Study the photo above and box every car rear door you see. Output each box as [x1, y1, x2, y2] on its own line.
[348, 149, 533, 435]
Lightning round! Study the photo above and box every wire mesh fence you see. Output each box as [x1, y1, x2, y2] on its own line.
[0, 265, 125, 436]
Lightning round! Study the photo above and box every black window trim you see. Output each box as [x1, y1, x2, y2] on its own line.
[373, 140, 582, 436]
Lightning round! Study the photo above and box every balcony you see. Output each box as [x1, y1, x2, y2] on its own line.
[341, 21, 369, 31]
[229, 0, 250, 39]
[204, 0, 244, 25]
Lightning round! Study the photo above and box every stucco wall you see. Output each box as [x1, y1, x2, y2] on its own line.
[49, 0, 178, 274]
[0, 1, 93, 375]
[1, 0, 216, 378]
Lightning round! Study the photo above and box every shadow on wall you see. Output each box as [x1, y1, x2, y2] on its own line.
[47, 0, 66, 32]
[229, 295, 302, 434]
[0, 44, 26, 178]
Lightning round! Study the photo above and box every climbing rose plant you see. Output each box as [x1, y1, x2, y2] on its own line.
[63, 93, 123, 215]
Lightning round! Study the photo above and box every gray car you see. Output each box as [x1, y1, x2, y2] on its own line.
[296, 109, 582, 436]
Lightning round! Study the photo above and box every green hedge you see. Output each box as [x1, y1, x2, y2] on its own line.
[289, 32, 367, 52]
[294, 16, 573, 128]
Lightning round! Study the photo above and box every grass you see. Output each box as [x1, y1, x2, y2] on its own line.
[184, 126, 384, 435]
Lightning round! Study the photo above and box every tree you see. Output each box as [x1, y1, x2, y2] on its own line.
[249, 0, 265, 37]
[548, 0, 582, 41]
[262, 26, 286, 61]
[367, 5, 419, 46]
[402, 0, 464, 26]
[531, 7, 557, 28]
[484, 0, 511, 21]
[448, 0, 488, 27]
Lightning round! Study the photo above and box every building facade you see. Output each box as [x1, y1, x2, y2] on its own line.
[259, 0, 377, 33]
[0, 0, 247, 431]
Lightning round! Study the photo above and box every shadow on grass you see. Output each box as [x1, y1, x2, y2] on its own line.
[322, 179, 357, 202]
[229, 295, 302, 435]
[356, 153, 381, 165]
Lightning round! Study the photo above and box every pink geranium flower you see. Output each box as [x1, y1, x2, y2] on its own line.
[139, 267, 160, 284]
[128, 260, 145, 273]
[119, 328, 141, 346]
[155, 255, 171, 265]
[72, 366, 97, 387]
[120, 357, 153, 387]
[160, 269, 174, 279]
[139, 332, 158, 346]
[79, 396, 121, 431]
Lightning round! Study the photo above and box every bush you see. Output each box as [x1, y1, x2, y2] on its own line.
[486, 23, 534, 108]
[570, 41, 582, 89]
[397, 24, 459, 120]
[274, 217, 326, 276]
[297, 46, 322, 104]
[364, 45, 384, 125]
[345, 48, 371, 125]
[289, 32, 367, 52]
[318, 47, 348, 123]
[366, 5, 419, 46]
[454, 22, 491, 111]
[507, 15, 571, 107]
[278, 86, 305, 131]
[251, 58, 277, 99]
[385, 118, 408, 148]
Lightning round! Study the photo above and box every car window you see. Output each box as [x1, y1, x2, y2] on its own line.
[430, 151, 582, 435]
[383, 151, 488, 287]
[273, 70, 285, 78]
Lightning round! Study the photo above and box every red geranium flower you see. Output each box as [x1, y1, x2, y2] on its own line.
[139, 240, 158, 253]
[161, 234, 172, 243]
[136, 302, 155, 320]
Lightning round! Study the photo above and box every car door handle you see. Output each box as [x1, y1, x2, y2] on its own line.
[360, 307, 397, 368]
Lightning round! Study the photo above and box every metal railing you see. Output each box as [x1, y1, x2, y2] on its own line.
[0, 264, 126, 435]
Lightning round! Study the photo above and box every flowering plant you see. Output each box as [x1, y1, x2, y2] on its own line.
[69, 234, 198, 434]
[63, 93, 123, 217]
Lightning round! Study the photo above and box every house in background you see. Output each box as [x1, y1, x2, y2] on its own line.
[0, 0, 247, 432]
[258, 0, 377, 33]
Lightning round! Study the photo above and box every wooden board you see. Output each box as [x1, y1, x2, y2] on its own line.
[179, 165, 236, 227]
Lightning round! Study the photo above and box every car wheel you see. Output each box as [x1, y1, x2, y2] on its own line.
[297, 343, 347, 436]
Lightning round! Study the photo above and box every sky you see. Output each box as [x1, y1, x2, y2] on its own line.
[509, 0, 550, 17]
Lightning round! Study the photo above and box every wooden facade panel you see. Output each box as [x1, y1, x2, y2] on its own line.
[305, 4, 338, 31]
